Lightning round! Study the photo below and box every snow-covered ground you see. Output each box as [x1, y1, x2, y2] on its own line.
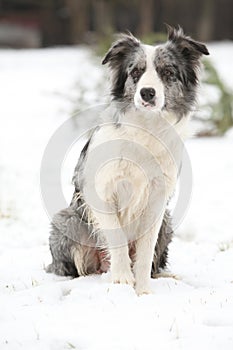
[0, 42, 233, 350]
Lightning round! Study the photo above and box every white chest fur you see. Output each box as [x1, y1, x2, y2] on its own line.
[82, 108, 188, 234]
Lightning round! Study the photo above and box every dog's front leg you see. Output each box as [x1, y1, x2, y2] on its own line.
[97, 212, 135, 286]
[107, 226, 135, 286]
[109, 244, 135, 286]
[134, 217, 163, 295]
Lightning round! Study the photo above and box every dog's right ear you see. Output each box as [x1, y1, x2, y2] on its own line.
[102, 33, 140, 66]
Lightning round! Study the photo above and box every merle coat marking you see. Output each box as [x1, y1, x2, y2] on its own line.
[47, 26, 209, 295]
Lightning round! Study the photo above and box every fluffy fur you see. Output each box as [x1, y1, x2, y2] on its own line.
[47, 26, 209, 295]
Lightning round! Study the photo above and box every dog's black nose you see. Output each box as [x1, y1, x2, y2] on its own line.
[140, 87, 155, 102]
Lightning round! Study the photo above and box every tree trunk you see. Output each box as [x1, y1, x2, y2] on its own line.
[198, 0, 215, 41]
[91, 0, 113, 37]
[65, 0, 89, 44]
[138, 0, 155, 36]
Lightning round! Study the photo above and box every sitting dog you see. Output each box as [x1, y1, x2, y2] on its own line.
[46, 26, 209, 295]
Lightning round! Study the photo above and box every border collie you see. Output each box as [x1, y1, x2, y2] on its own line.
[46, 26, 209, 295]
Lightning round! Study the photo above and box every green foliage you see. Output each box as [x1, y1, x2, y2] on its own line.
[95, 31, 115, 58]
[139, 32, 167, 45]
[202, 59, 233, 135]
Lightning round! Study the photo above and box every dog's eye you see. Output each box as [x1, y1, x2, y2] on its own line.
[131, 67, 142, 82]
[164, 68, 174, 78]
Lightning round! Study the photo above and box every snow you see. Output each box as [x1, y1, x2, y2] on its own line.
[1, 43, 233, 349]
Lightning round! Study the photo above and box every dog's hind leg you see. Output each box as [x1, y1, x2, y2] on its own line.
[151, 209, 173, 278]
[47, 207, 97, 278]
[46, 209, 79, 277]
[46, 259, 78, 277]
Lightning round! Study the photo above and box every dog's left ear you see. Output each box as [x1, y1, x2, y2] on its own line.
[102, 33, 140, 66]
[166, 25, 209, 58]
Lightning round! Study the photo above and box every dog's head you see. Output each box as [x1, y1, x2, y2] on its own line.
[102, 26, 209, 116]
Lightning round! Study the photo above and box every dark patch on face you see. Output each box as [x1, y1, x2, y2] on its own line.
[120, 57, 146, 107]
[154, 27, 209, 116]
[102, 33, 142, 100]
[130, 66, 145, 84]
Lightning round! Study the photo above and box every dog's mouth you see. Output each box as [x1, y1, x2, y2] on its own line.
[134, 92, 163, 112]
[141, 101, 156, 109]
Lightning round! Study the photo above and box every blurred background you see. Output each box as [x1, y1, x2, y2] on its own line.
[1, 0, 232, 136]
[0, 0, 233, 48]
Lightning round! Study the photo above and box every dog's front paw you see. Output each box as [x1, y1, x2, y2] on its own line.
[111, 269, 135, 287]
[135, 282, 152, 296]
